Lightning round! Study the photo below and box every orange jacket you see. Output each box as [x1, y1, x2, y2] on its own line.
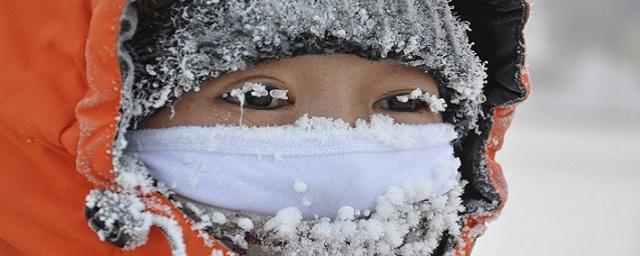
[0, 1, 228, 255]
[0, 0, 530, 255]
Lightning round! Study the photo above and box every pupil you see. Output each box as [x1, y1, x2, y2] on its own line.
[245, 92, 272, 106]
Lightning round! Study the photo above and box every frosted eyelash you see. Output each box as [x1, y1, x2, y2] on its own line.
[221, 82, 290, 126]
[222, 82, 289, 101]
[394, 88, 447, 113]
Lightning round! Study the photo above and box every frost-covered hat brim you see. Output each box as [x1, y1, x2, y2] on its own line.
[122, 0, 487, 136]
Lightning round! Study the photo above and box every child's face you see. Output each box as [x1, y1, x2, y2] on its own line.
[139, 54, 442, 128]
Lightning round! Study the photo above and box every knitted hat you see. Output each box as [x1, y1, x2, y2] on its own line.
[119, 0, 487, 137]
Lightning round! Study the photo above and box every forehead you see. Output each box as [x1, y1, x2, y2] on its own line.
[210, 54, 440, 93]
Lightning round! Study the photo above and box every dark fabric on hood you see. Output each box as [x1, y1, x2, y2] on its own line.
[451, 0, 530, 214]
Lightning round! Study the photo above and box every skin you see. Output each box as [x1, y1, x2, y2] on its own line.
[139, 54, 442, 129]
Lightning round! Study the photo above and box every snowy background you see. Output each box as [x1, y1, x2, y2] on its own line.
[472, 0, 640, 255]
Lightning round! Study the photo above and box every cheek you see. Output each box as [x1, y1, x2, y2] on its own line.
[135, 96, 238, 128]
[205, 110, 235, 124]
[207, 99, 298, 126]
[242, 110, 298, 126]
[383, 112, 443, 125]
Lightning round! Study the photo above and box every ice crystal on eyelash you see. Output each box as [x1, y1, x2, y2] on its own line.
[225, 81, 289, 126]
[395, 88, 448, 113]
[270, 89, 289, 100]
[228, 87, 247, 126]
[422, 94, 447, 113]
[410, 88, 424, 99]
[244, 82, 269, 97]
[227, 82, 289, 101]
[396, 95, 410, 103]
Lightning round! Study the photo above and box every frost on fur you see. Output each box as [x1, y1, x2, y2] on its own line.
[84, 189, 188, 256]
[85, 189, 153, 249]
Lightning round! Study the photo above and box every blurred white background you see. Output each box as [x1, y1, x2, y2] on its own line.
[472, 0, 640, 255]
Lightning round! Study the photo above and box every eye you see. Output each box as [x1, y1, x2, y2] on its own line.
[221, 82, 290, 110]
[373, 93, 427, 112]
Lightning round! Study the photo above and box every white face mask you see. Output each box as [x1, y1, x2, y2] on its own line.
[125, 115, 461, 219]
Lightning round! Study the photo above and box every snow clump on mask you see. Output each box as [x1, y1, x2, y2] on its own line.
[176, 176, 465, 255]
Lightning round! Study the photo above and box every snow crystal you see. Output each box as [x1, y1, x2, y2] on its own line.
[336, 206, 355, 221]
[294, 114, 351, 131]
[114, 154, 157, 194]
[150, 215, 187, 256]
[209, 249, 224, 256]
[210, 211, 227, 224]
[244, 82, 268, 97]
[384, 186, 407, 206]
[230, 233, 248, 249]
[293, 181, 308, 193]
[410, 88, 423, 99]
[301, 197, 312, 208]
[236, 218, 254, 231]
[263, 207, 303, 239]
[309, 221, 333, 240]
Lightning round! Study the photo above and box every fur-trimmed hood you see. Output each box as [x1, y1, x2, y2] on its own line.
[0, 0, 530, 255]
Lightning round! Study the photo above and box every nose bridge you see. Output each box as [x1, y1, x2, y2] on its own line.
[298, 93, 354, 125]
[291, 54, 375, 125]
[295, 82, 370, 125]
